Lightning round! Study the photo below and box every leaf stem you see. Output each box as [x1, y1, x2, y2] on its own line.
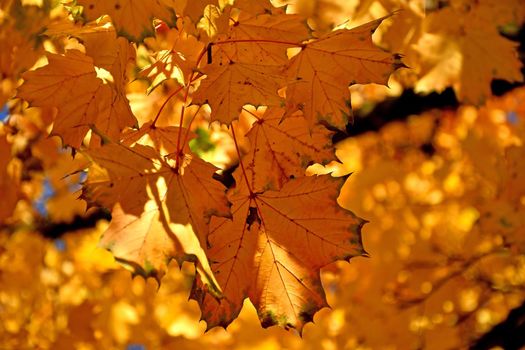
[152, 84, 185, 127]
[242, 107, 262, 122]
[175, 90, 190, 166]
[175, 46, 209, 166]
[181, 105, 202, 150]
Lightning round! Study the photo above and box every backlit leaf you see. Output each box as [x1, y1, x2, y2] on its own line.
[18, 50, 136, 148]
[77, 0, 177, 42]
[192, 174, 366, 332]
[285, 17, 403, 129]
[83, 139, 230, 286]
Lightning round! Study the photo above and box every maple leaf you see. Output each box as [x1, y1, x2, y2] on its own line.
[232, 0, 278, 15]
[414, 7, 523, 104]
[44, 20, 135, 89]
[174, 0, 219, 24]
[120, 121, 194, 155]
[0, 26, 42, 105]
[83, 133, 230, 285]
[241, 107, 335, 191]
[221, 10, 309, 65]
[142, 20, 205, 89]
[192, 5, 309, 124]
[17, 50, 136, 149]
[193, 62, 285, 125]
[357, 0, 525, 104]
[80, 27, 136, 89]
[6, 0, 525, 343]
[0, 1, 50, 105]
[285, 16, 404, 129]
[191, 174, 366, 332]
[76, 0, 177, 42]
[196, 3, 231, 41]
[45, 21, 136, 105]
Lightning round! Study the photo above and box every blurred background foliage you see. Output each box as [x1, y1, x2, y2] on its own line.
[1, 0, 525, 349]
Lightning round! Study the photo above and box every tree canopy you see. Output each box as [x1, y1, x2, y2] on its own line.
[1, 0, 524, 349]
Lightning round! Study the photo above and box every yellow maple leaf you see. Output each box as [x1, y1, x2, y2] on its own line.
[192, 5, 309, 124]
[83, 135, 230, 290]
[285, 16, 404, 129]
[77, 0, 177, 42]
[414, 7, 523, 104]
[18, 50, 136, 148]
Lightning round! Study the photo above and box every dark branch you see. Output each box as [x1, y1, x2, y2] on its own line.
[37, 208, 111, 239]
[470, 298, 525, 350]
[333, 22, 525, 142]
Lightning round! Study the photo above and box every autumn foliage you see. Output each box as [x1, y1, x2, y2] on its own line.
[1, 0, 525, 349]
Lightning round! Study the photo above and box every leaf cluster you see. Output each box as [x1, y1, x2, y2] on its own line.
[1, 0, 524, 337]
[4, 0, 404, 332]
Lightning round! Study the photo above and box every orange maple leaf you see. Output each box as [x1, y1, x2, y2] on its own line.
[83, 132, 230, 285]
[192, 6, 309, 124]
[77, 0, 177, 42]
[191, 174, 366, 332]
[285, 17, 404, 129]
[414, 5, 523, 104]
[142, 20, 205, 90]
[12, 1, 406, 334]
[241, 107, 334, 191]
[18, 50, 136, 148]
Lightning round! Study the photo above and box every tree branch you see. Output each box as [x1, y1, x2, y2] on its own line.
[470, 298, 525, 350]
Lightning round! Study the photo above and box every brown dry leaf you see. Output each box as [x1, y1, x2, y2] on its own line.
[18, 50, 136, 148]
[77, 0, 177, 42]
[191, 174, 366, 332]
